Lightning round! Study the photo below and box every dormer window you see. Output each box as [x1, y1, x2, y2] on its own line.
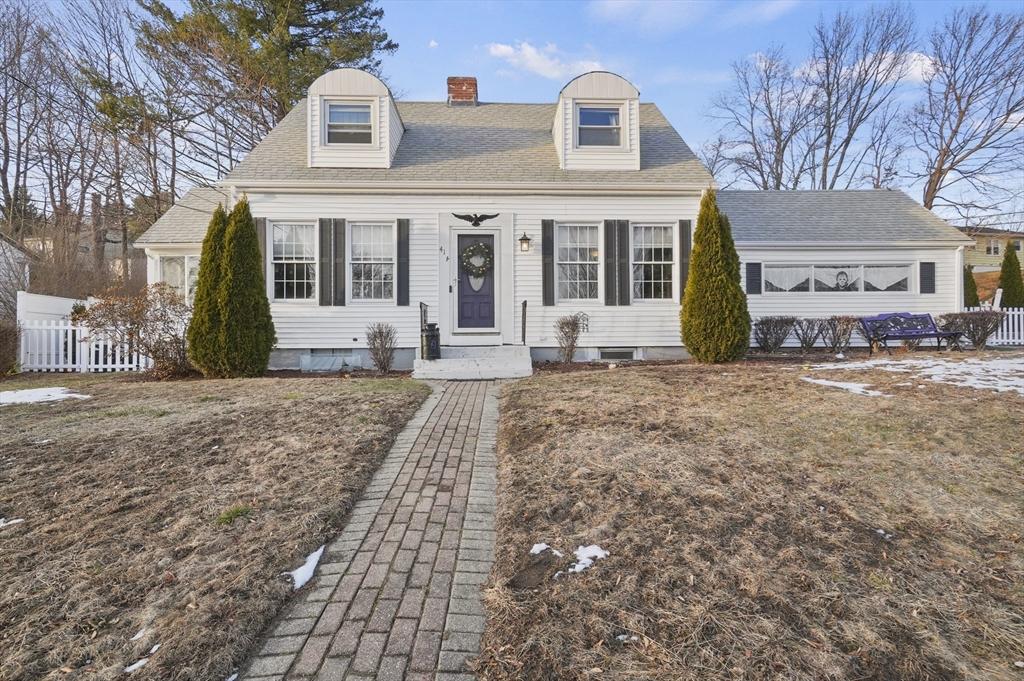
[325, 102, 373, 144]
[576, 105, 622, 147]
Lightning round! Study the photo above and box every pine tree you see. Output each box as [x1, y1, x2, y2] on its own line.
[998, 245, 1024, 307]
[963, 265, 980, 308]
[186, 204, 229, 377]
[681, 190, 751, 362]
[217, 197, 276, 377]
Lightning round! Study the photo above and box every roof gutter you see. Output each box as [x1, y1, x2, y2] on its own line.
[735, 239, 973, 248]
[221, 180, 707, 197]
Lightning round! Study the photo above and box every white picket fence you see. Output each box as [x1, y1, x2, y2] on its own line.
[965, 307, 1024, 346]
[19, 320, 152, 373]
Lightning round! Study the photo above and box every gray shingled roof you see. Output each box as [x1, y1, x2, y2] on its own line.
[135, 187, 227, 245]
[718, 190, 972, 244]
[225, 100, 713, 186]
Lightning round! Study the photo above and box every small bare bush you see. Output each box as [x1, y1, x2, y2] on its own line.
[366, 322, 398, 374]
[0, 320, 18, 374]
[554, 313, 587, 363]
[939, 311, 1006, 350]
[792, 318, 823, 352]
[753, 316, 795, 354]
[80, 283, 192, 378]
[820, 316, 858, 354]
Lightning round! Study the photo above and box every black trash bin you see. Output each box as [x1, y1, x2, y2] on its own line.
[422, 323, 441, 360]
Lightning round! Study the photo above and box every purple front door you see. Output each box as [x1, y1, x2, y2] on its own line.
[457, 234, 495, 329]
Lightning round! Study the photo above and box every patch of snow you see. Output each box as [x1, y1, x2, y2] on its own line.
[1014, 661, 1024, 669]
[835, 352, 845, 360]
[0, 387, 90, 406]
[568, 545, 609, 573]
[529, 542, 563, 557]
[226, 674, 239, 681]
[32, 438, 53, 445]
[284, 545, 325, 590]
[875, 528, 894, 541]
[129, 628, 146, 642]
[124, 658, 148, 673]
[810, 355, 1024, 395]
[148, 644, 160, 654]
[0, 517, 25, 529]
[800, 377, 890, 397]
[615, 634, 639, 642]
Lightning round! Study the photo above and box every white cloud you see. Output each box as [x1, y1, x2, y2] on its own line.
[428, 39, 439, 49]
[902, 51, 934, 83]
[588, 0, 708, 33]
[720, 0, 799, 28]
[486, 41, 602, 80]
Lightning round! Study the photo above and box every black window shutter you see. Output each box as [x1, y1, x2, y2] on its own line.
[679, 219, 692, 301]
[603, 220, 617, 306]
[542, 220, 555, 306]
[397, 219, 410, 306]
[745, 262, 762, 295]
[920, 262, 936, 294]
[616, 220, 630, 306]
[333, 219, 346, 305]
[318, 218, 332, 306]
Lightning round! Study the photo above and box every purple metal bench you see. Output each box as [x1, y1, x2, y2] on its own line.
[859, 312, 963, 356]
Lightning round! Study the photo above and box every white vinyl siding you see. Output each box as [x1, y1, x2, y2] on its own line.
[556, 223, 599, 301]
[349, 222, 395, 301]
[272, 222, 317, 301]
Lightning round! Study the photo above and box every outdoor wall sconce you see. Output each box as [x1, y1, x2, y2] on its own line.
[518, 232, 532, 252]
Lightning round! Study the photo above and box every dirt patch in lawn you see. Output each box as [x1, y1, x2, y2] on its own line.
[478, 355, 1023, 681]
[0, 373, 429, 681]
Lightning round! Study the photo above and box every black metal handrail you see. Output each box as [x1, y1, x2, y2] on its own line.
[521, 299, 527, 345]
[419, 301, 429, 331]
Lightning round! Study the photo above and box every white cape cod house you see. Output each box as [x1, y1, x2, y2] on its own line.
[136, 69, 970, 377]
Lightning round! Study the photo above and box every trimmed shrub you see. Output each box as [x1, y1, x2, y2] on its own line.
[680, 190, 750, 362]
[554, 313, 587, 363]
[0, 319, 18, 374]
[820, 316, 858, 354]
[80, 284, 193, 378]
[366, 322, 398, 374]
[939, 311, 1006, 349]
[964, 265, 980, 308]
[753, 316, 796, 354]
[187, 203, 229, 377]
[217, 197, 276, 377]
[792, 318, 823, 353]
[998, 246, 1024, 307]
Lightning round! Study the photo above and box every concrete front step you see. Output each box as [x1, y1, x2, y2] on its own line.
[413, 345, 533, 380]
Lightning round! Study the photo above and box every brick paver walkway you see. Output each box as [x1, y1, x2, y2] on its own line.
[240, 381, 497, 681]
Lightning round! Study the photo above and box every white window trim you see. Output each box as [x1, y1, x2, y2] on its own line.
[573, 100, 628, 152]
[268, 220, 318, 304]
[555, 222, 603, 304]
[347, 220, 397, 304]
[629, 222, 676, 304]
[760, 263, 916, 295]
[986, 238, 1001, 255]
[158, 254, 200, 301]
[321, 96, 378, 148]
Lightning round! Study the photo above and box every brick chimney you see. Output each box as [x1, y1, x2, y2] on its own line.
[447, 76, 478, 106]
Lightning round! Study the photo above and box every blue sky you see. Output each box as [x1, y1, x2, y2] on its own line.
[378, 0, 992, 152]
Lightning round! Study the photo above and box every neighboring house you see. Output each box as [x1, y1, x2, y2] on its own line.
[0, 234, 32, 320]
[136, 69, 970, 376]
[959, 226, 1024, 273]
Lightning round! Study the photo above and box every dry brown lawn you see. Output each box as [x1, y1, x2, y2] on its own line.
[478, 355, 1023, 681]
[0, 373, 429, 681]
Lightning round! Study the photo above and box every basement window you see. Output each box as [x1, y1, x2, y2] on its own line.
[325, 102, 373, 145]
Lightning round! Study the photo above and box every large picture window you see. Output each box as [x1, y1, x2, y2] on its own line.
[272, 223, 316, 300]
[326, 102, 372, 144]
[764, 263, 911, 294]
[350, 222, 394, 301]
[577, 106, 621, 147]
[556, 224, 599, 300]
[159, 255, 199, 302]
[631, 224, 673, 300]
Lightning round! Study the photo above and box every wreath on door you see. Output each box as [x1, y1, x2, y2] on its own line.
[460, 242, 494, 278]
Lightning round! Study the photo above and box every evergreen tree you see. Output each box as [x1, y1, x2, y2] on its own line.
[217, 197, 276, 377]
[963, 265, 980, 308]
[681, 190, 751, 362]
[998, 245, 1024, 307]
[187, 204, 229, 376]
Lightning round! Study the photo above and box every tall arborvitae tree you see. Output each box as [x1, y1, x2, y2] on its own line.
[217, 197, 275, 377]
[187, 203, 229, 376]
[681, 190, 751, 362]
[998, 245, 1024, 308]
[964, 265, 980, 308]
